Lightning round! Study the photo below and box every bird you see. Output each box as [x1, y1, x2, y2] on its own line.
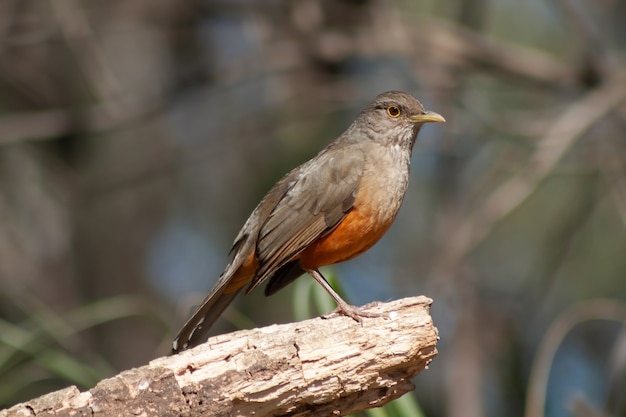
[172, 91, 445, 353]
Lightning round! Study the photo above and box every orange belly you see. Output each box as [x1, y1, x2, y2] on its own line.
[298, 206, 393, 269]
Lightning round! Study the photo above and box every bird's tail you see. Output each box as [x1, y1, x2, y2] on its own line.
[171, 285, 243, 354]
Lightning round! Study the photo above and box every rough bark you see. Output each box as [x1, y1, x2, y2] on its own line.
[1, 296, 438, 417]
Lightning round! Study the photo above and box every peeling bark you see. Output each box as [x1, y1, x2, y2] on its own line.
[1, 296, 438, 417]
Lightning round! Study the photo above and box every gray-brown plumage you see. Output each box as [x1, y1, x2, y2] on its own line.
[172, 91, 444, 353]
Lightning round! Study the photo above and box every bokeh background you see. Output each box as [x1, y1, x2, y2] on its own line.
[1, 0, 625, 416]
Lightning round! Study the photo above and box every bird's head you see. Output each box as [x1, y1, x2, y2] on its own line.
[358, 90, 445, 149]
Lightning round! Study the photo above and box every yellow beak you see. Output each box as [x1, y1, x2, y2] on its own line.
[410, 111, 446, 124]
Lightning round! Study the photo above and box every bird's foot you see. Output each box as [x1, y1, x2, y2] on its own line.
[323, 301, 383, 323]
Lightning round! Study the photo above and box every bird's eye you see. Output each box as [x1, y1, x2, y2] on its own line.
[386, 106, 401, 118]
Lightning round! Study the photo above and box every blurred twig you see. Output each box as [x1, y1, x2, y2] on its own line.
[0, 101, 161, 145]
[597, 134, 626, 229]
[0, 109, 72, 144]
[397, 16, 577, 90]
[197, 12, 580, 95]
[0, 0, 57, 48]
[482, 72, 626, 228]
[433, 71, 626, 282]
[552, 0, 615, 83]
[524, 299, 626, 417]
[50, 0, 125, 115]
[0, 10, 583, 147]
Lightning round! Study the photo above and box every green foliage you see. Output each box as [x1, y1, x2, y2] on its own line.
[0, 295, 167, 406]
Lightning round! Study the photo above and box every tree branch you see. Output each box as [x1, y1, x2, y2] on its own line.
[1, 296, 438, 417]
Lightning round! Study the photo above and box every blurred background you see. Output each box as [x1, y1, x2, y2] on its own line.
[1, 0, 625, 416]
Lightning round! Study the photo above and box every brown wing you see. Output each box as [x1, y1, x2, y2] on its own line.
[172, 144, 365, 353]
[247, 144, 366, 293]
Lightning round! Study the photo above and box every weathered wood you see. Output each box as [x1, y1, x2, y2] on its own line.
[1, 296, 438, 417]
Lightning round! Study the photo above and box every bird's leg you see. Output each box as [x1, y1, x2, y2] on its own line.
[307, 268, 381, 322]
